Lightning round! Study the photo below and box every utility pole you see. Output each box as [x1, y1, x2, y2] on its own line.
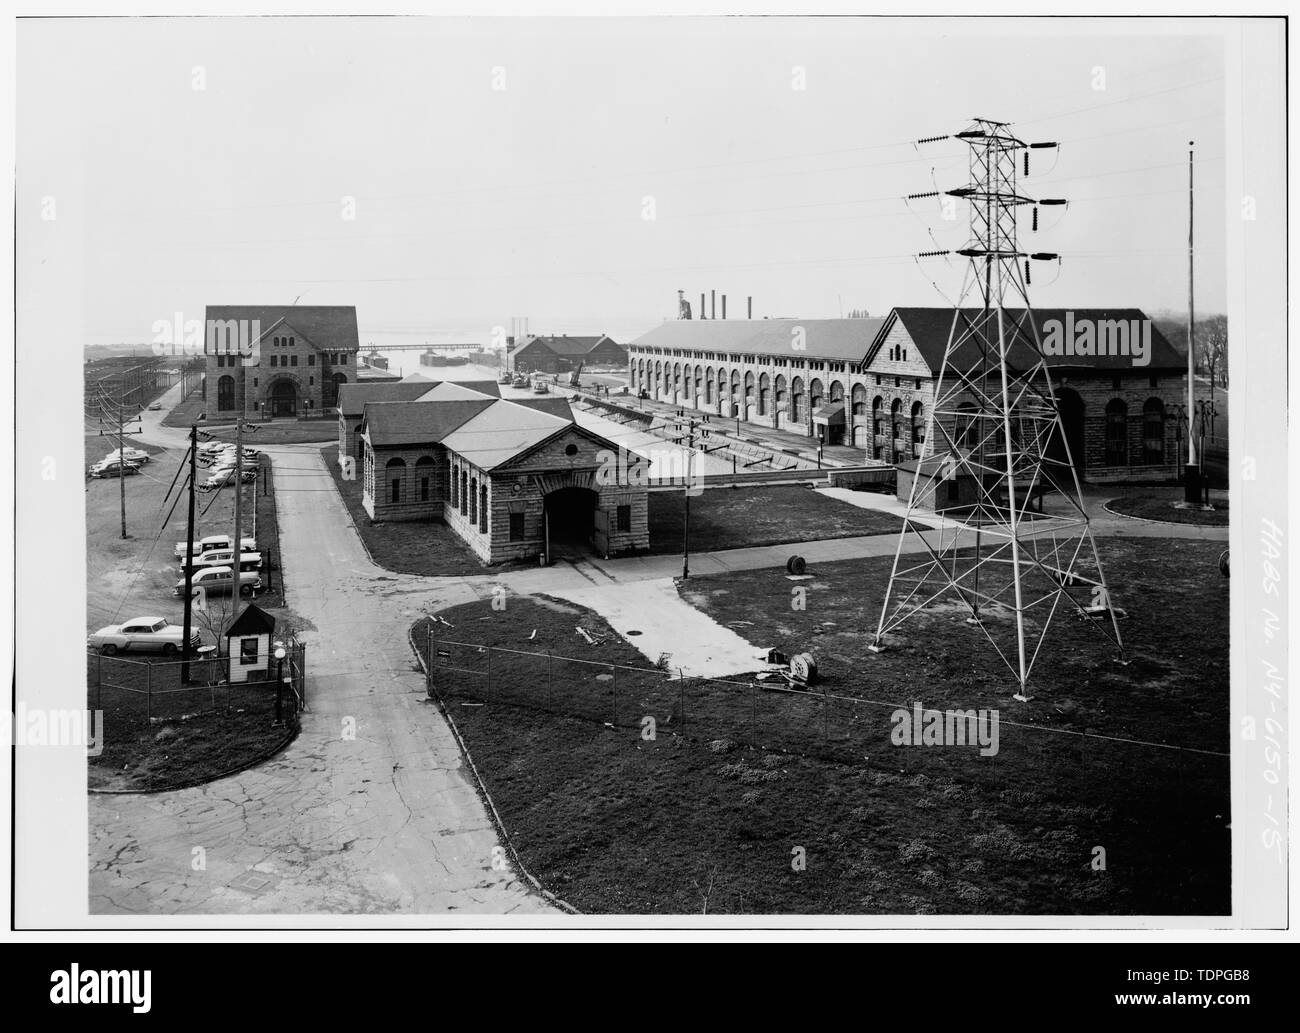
[116, 397, 127, 539]
[232, 357, 246, 556]
[1184, 140, 1199, 504]
[181, 425, 198, 682]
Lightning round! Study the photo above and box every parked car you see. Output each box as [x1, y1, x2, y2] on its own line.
[103, 447, 151, 465]
[147, 402, 163, 411]
[174, 534, 257, 560]
[183, 548, 262, 573]
[88, 458, 141, 478]
[174, 565, 262, 598]
[88, 616, 201, 656]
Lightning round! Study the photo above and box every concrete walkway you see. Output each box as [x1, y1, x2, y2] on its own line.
[548, 577, 769, 677]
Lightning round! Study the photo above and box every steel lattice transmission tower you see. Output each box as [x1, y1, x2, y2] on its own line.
[872, 117, 1125, 700]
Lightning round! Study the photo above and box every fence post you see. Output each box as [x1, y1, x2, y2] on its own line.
[146, 661, 153, 722]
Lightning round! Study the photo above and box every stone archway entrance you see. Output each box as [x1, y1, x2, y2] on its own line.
[270, 378, 298, 418]
[543, 486, 599, 560]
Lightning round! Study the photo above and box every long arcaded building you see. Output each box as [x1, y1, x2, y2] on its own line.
[626, 307, 1189, 484]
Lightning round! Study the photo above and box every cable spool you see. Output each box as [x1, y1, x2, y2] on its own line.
[786, 555, 807, 575]
[790, 652, 818, 685]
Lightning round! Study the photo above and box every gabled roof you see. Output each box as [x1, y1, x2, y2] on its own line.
[362, 398, 494, 447]
[204, 306, 359, 353]
[440, 400, 574, 471]
[337, 381, 439, 417]
[511, 334, 622, 358]
[512, 397, 574, 420]
[629, 318, 887, 363]
[882, 308, 1183, 373]
[226, 602, 276, 637]
[415, 381, 500, 402]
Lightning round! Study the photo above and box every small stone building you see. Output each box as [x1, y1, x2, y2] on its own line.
[358, 384, 648, 564]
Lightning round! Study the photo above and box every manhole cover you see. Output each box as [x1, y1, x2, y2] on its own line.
[626, 630, 642, 636]
[227, 871, 277, 895]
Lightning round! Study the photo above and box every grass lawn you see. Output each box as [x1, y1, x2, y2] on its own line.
[411, 537, 1228, 915]
[88, 653, 299, 792]
[322, 445, 534, 575]
[646, 485, 903, 555]
[1106, 489, 1230, 527]
[206, 420, 338, 444]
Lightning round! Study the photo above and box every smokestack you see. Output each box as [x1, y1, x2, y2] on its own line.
[700, 293, 706, 320]
[722, 295, 727, 320]
[711, 290, 716, 320]
[747, 296, 752, 319]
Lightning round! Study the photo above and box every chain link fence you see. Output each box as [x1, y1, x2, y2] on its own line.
[420, 630, 1227, 805]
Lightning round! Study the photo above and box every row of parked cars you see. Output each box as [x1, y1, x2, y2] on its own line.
[87, 446, 151, 479]
[197, 440, 261, 491]
[87, 534, 266, 655]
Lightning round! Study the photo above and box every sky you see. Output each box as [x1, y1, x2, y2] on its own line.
[18, 16, 1227, 349]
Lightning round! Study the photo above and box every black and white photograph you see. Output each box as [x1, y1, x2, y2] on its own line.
[4, 4, 1291, 952]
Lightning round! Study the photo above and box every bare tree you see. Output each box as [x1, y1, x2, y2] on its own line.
[1196, 315, 1228, 394]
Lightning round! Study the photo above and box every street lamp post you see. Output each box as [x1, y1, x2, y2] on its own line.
[274, 644, 287, 726]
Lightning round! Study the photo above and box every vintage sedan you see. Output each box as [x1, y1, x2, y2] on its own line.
[88, 616, 201, 656]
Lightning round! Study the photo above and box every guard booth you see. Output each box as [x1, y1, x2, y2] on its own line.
[224, 602, 276, 684]
[812, 403, 846, 445]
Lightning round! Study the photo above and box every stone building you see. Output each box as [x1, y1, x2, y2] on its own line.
[357, 384, 648, 564]
[626, 307, 1186, 484]
[204, 305, 360, 418]
[336, 378, 499, 467]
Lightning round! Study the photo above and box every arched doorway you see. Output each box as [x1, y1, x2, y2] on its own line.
[1049, 387, 1086, 478]
[544, 486, 599, 560]
[325, 371, 348, 408]
[270, 378, 298, 418]
[216, 374, 235, 412]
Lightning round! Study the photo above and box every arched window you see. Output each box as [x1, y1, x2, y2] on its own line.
[416, 456, 435, 502]
[790, 376, 804, 421]
[469, 477, 478, 523]
[1105, 399, 1129, 466]
[461, 470, 469, 513]
[851, 384, 867, 416]
[1142, 398, 1165, 464]
[386, 457, 406, 504]
[957, 401, 978, 448]
[217, 375, 235, 412]
[872, 396, 883, 436]
[911, 400, 925, 446]
[759, 372, 770, 415]
[704, 367, 713, 404]
[891, 398, 903, 442]
[450, 464, 459, 507]
[479, 483, 488, 533]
